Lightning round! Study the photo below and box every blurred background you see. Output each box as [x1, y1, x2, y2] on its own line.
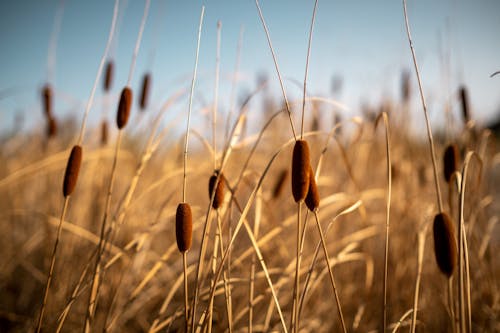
[0, 0, 499, 135]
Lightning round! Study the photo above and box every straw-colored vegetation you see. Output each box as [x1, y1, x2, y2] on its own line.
[0, 1, 499, 332]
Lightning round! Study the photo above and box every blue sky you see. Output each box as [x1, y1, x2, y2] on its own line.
[0, 0, 499, 134]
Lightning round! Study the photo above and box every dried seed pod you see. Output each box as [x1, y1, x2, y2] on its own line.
[42, 84, 53, 117]
[291, 139, 311, 203]
[433, 212, 457, 278]
[176, 203, 193, 252]
[63, 145, 83, 197]
[100, 120, 109, 146]
[401, 70, 411, 103]
[47, 116, 57, 138]
[459, 86, 470, 124]
[443, 144, 460, 183]
[208, 171, 225, 209]
[104, 60, 114, 92]
[139, 73, 151, 111]
[272, 169, 289, 199]
[305, 166, 320, 212]
[116, 87, 132, 129]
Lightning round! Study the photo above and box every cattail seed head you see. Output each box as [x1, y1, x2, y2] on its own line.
[42, 84, 53, 117]
[443, 144, 460, 183]
[459, 85, 470, 124]
[104, 60, 114, 92]
[139, 73, 151, 111]
[305, 166, 320, 212]
[63, 145, 83, 197]
[291, 139, 311, 203]
[116, 87, 132, 129]
[47, 116, 57, 138]
[176, 203, 193, 252]
[401, 70, 411, 103]
[208, 171, 225, 209]
[101, 120, 109, 146]
[272, 169, 289, 199]
[433, 212, 457, 278]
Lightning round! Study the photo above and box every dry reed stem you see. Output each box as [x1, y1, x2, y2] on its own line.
[300, 0, 318, 139]
[224, 25, 244, 143]
[255, 0, 297, 140]
[375, 112, 392, 333]
[298, 200, 363, 319]
[312, 211, 347, 333]
[212, 20, 222, 171]
[35, 196, 69, 333]
[458, 151, 482, 333]
[77, 0, 120, 145]
[402, 0, 444, 213]
[410, 224, 429, 333]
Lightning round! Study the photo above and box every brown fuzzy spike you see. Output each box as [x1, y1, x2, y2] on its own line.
[47, 116, 57, 139]
[104, 60, 114, 92]
[139, 73, 151, 111]
[63, 145, 83, 197]
[433, 212, 457, 277]
[443, 144, 460, 183]
[42, 84, 53, 117]
[116, 87, 133, 129]
[459, 86, 470, 124]
[272, 169, 289, 199]
[305, 166, 320, 212]
[208, 171, 225, 209]
[176, 203, 193, 252]
[100, 120, 109, 146]
[291, 139, 311, 203]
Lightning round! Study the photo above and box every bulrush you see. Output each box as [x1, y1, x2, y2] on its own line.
[104, 60, 114, 92]
[139, 72, 151, 111]
[42, 84, 53, 117]
[459, 86, 470, 125]
[116, 87, 132, 129]
[62, 145, 83, 197]
[47, 116, 57, 139]
[272, 169, 289, 199]
[433, 212, 457, 277]
[305, 166, 319, 212]
[100, 120, 109, 146]
[291, 139, 311, 202]
[443, 144, 460, 183]
[176, 203, 193, 253]
[208, 170, 225, 209]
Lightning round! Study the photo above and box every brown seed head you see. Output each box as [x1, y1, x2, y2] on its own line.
[291, 140, 311, 203]
[176, 203, 193, 252]
[42, 84, 53, 117]
[272, 169, 289, 199]
[104, 60, 114, 92]
[305, 166, 320, 212]
[208, 171, 225, 209]
[101, 120, 109, 146]
[443, 144, 460, 183]
[401, 70, 411, 103]
[47, 116, 57, 138]
[116, 87, 132, 129]
[63, 145, 83, 197]
[433, 212, 457, 278]
[139, 73, 151, 111]
[459, 86, 470, 124]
